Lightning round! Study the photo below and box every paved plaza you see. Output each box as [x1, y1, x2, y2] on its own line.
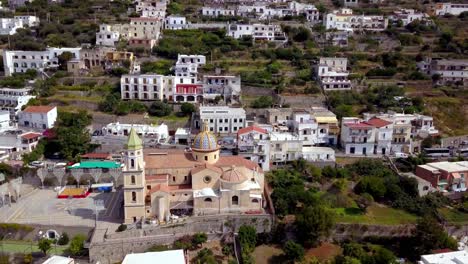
[0, 187, 123, 229]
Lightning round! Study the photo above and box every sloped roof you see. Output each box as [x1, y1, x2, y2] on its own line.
[23, 105, 55, 113]
[364, 117, 393, 128]
[237, 126, 267, 135]
[126, 128, 143, 150]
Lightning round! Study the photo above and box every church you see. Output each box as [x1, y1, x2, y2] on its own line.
[122, 124, 266, 224]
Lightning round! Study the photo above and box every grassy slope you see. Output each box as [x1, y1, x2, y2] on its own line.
[334, 204, 418, 225]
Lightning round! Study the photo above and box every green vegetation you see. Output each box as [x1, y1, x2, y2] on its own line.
[238, 225, 257, 264]
[141, 60, 174, 75]
[38, 238, 52, 255]
[67, 234, 87, 256]
[148, 101, 172, 117]
[334, 205, 418, 225]
[250, 96, 274, 108]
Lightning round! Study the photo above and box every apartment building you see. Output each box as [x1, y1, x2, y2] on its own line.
[364, 117, 393, 155]
[416, 161, 468, 192]
[310, 107, 339, 145]
[194, 106, 246, 134]
[96, 24, 123, 46]
[417, 58, 467, 86]
[136, 0, 167, 18]
[269, 132, 302, 164]
[324, 8, 388, 32]
[2, 48, 81, 76]
[429, 2, 468, 16]
[164, 15, 189, 30]
[290, 110, 319, 147]
[315, 57, 351, 90]
[0, 111, 11, 131]
[226, 23, 287, 42]
[0, 87, 35, 119]
[237, 125, 271, 171]
[201, 6, 237, 17]
[0, 16, 39, 35]
[341, 117, 376, 155]
[18, 105, 57, 130]
[390, 9, 429, 26]
[201, 75, 241, 102]
[128, 17, 162, 45]
[174, 54, 206, 79]
[342, 0, 358, 7]
[121, 74, 173, 101]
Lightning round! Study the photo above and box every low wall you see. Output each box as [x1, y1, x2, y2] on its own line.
[89, 214, 273, 264]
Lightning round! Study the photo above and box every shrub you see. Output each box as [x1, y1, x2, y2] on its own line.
[251, 96, 273, 108]
[58, 232, 69, 245]
[67, 234, 87, 256]
[148, 101, 172, 117]
[284, 241, 305, 261]
[116, 224, 127, 232]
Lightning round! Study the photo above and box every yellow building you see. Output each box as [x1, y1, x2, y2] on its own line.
[123, 124, 265, 224]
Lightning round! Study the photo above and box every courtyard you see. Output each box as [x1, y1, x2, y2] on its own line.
[1, 187, 123, 229]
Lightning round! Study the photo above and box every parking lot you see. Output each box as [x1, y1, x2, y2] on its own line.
[1, 187, 123, 229]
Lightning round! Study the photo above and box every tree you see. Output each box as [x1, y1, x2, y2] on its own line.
[58, 52, 73, 70]
[192, 232, 208, 248]
[193, 248, 217, 264]
[284, 241, 305, 262]
[409, 217, 457, 260]
[53, 110, 93, 160]
[296, 206, 335, 246]
[38, 238, 52, 255]
[355, 193, 374, 212]
[251, 96, 273, 108]
[180, 103, 196, 116]
[58, 232, 69, 245]
[173, 235, 192, 250]
[68, 234, 86, 256]
[355, 177, 387, 200]
[148, 101, 172, 117]
[238, 225, 257, 253]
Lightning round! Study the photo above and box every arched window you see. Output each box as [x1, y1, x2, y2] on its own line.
[204, 198, 212, 203]
[130, 159, 135, 168]
[131, 175, 136, 184]
[252, 199, 259, 203]
[232, 196, 239, 205]
[131, 191, 136, 202]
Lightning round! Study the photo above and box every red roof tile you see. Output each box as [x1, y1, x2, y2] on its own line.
[23, 106, 55, 113]
[20, 132, 41, 140]
[237, 126, 268, 135]
[344, 122, 373, 129]
[146, 174, 169, 181]
[191, 163, 223, 175]
[148, 184, 170, 194]
[364, 117, 393, 128]
[169, 184, 192, 191]
[216, 156, 263, 173]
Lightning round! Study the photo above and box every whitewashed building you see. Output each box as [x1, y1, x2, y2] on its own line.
[174, 54, 206, 79]
[121, 74, 174, 101]
[226, 23, 287, 42]
[202, 75, 241, 102]
[136, 0, 167, 18]
[417, 58, 467, 86]
[237, 125, 271, 171]
[201, 6, 237, 17]
[0, 87, 35, 119]
[302, 146, 335, 162]
[0, 111, 11, 131]
[269, 132, 302, 164]
[0, 16, 39, 35]
[290, 110, 319, 147]
[102, 122, 169, 141]
[195, 106, 246, 134]
[390, 9, 429, 26]
[18, 105, 57, 130]
[418, 250, 468, 264]
[164, 15, 189, 30]
[430, 2, 468, 16]
[96, 24, 122, 47]
[315, 57, 351, 90]
[324, 8, 388, 32]
[2, 47, 81, 76]
[341, 117, 376, 155]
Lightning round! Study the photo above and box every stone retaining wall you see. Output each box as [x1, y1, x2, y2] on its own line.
[89, 214, 273, 264]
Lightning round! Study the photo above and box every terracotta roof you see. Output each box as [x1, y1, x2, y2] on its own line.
[364, 117, 393, 128]
[20, 132, 41, 140]
[23, 105, 56, 113]
[148, 184, 170, 194]
[237, 126, 267, 135]
[169, 184, 192, 191]
[191, 163, 223, 175]
[221, 166, 247, 183]
[81, 153, 111, 159]
[344, 122, 373, 129]
[216, 156, 263, 173]
[146, 174, 168, 181]
[144, 149, 200, 169]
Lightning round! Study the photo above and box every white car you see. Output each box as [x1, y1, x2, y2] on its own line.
[30, 161, 45, 167]
[394, 152, 409, 158]
[54, 162, 67, 168]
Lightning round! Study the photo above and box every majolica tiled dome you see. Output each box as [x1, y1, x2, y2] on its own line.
[192, 122, 218, 151]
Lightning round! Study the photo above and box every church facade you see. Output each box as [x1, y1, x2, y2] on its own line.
[122, 125, 266, 224]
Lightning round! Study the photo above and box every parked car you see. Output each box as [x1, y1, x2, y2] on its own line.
[54, 162, 67, 168]
[394, 152, 409, 158]
[29, 161, 44, 167]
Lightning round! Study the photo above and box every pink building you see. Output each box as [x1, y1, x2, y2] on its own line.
[415, 161, 468, 192]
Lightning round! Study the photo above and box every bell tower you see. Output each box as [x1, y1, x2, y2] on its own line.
[123, 128, 146, 224]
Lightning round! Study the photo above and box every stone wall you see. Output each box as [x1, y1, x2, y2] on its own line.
[89, 214, 273, 264]
[332, 223, 415, 242]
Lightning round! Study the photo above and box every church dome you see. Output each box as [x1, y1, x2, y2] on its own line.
[192, 122, 219, 151]
[221, 166, 247, 183]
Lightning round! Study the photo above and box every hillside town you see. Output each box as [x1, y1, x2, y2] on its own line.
[0, 0, 467, 263]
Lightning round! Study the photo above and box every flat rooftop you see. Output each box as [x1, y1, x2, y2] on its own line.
[420, 161, 468, 173]
[420, 250, 468, 264]
[122, 250, 186, 264]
